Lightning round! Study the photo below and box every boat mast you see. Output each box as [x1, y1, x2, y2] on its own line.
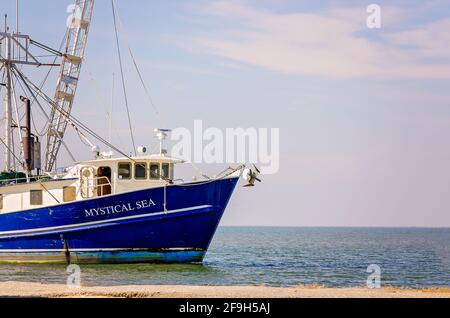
[2, 1, 20, 172]
[4, 29, 12, 171]
[16, 0, 19, 34]
[2, 0, 20, 171]
[1, 0, 70, 173]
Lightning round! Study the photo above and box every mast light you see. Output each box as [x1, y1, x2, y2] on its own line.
[154, 129, 171, 155]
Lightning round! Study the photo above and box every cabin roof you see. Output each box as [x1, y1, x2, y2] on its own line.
[0, 177, 78, 190]
[76, 154, 185, 165]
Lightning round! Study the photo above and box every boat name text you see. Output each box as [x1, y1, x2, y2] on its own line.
[84, 199, 156, 217]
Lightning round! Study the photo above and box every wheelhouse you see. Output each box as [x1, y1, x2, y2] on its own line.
[76, 155, 180, 198]
[0, 155, 183, 214]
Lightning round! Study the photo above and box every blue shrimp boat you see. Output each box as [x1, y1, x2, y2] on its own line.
[0, 155, 242, 263]
[0, 0, 259, 264]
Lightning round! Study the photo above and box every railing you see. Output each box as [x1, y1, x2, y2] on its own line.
[80, 176, 113, 198]
[0, 175, 53, 186]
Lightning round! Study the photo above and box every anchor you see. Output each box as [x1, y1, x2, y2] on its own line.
[243, 165, 262, 187]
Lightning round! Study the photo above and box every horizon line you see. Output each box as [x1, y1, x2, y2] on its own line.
[219, 225, 450, 229]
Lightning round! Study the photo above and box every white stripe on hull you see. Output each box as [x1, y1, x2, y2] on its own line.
[0, 205, 212, 237]
[0, 247, 202, 253]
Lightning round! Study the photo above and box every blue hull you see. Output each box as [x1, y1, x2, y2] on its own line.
[0, 177, 239, 264]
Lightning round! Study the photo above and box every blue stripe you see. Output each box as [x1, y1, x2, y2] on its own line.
[0, 177, 239, 264]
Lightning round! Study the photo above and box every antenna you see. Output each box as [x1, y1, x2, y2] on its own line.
[154, 129, 171, 155]
[15, 0, 19, 34]
[109, 72, 114, 144]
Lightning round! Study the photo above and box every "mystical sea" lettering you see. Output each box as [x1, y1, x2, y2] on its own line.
[84, 199, 156, 217]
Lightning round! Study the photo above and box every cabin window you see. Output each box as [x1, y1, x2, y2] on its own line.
[118, 163, 132, 180]
[81, 167, 95, 199]
[161, 163, 170, 179]
[30, 190, 43, 206]
[97, 167, 112, 196]
[135, 163, 147, 180]
[63, 186, 77, 202]
[150, 163, 160, 180]
[0, 194, 3, 210]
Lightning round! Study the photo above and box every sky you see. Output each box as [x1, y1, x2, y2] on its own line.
[1, 0, 450, 227]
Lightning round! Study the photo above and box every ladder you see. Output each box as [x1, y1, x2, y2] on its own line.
[44, 0, 95, 172]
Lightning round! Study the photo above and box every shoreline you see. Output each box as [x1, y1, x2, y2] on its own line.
[0, 282, 449, 298]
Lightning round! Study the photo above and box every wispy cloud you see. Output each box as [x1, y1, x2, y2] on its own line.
[181, 1, 450, 79]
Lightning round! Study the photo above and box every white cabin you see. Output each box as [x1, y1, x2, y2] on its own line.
[0, 154, 183, 214]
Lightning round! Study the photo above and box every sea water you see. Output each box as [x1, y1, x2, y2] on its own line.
[1, 227, 449, 288]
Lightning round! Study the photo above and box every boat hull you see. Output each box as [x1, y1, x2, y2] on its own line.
[0, 177, 239, 264]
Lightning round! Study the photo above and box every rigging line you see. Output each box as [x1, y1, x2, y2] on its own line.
[0, 137, 22, 167]
[113, 0, 166, 128]
[12, 66, 88, 146]
[29, 39, 64, 57]
[7, 69, 18, 170]
[76, 129, 93, 147]
[10, 65, 76, 163]
[109, 72, 114, 145]
[38, 181, 60, 204]
[172, 166, 243, 187]
[29, 30, 68, 135]
[0, 66, 5, 95]
[14, 76, 48, 137]
[30, 54, 60, 58]
[111, 0, 136, 156]
[110, 5, 211, 179]
[35, 30, 68, 93]
[31, 112, 49, 137]
[82, 62, 127, 152]
[16, 69, 89, 152]
[109, 118, 128, 155]
[14, 65, 136, 163]
[13, 70, 50, 137]
[21, 75, 92, 151]
[9, 67, 25, 163]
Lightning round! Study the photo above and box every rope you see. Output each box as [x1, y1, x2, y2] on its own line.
[0, 66, 5, 95]
[13, 71, 50, 137]
[13, 64, 136, 164]
[9, 67, 25, 164]
[172, 165, 244, 187]
[38, 181, 60, 204]
[30, 30, 68, 137]
[112, 0, 166, 128]
[83, 60, 127, 152]
[111, 0, 136, 156]
[0, 137, 22, 167]
[11, 66, 77, 162]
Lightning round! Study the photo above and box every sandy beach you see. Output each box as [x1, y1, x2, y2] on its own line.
[0, 282, 449, 298]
